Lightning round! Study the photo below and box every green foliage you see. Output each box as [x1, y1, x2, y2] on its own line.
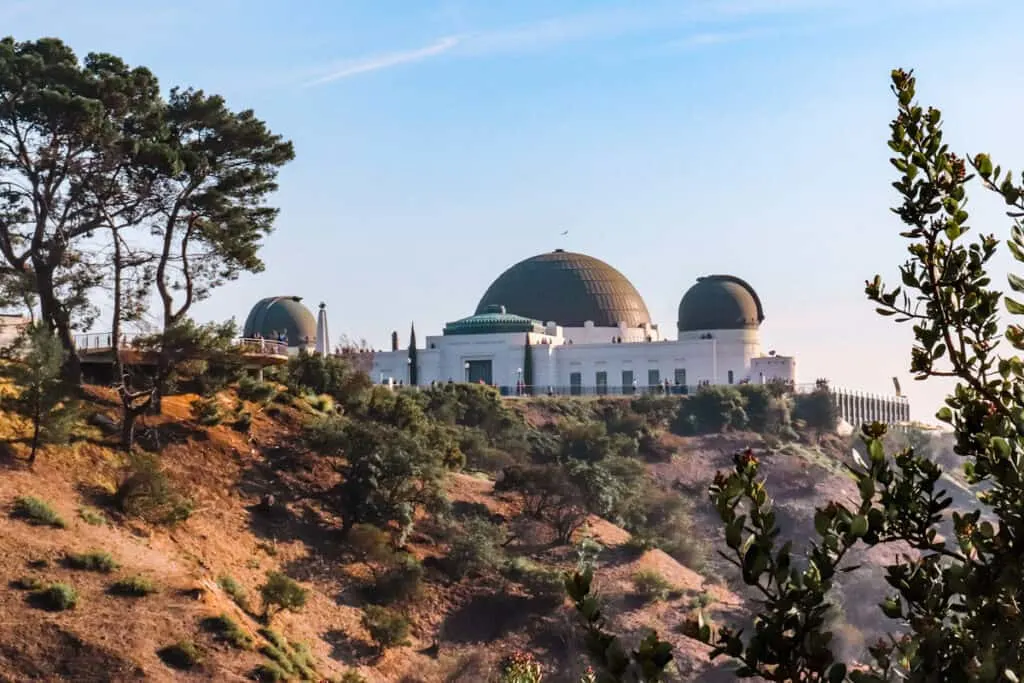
[78, 507, 108, 526]
[64, 550, 118, 573]
[676, 68, 1024, 682]
[238, 375, 278, 403]
[361, 605, 411, 652]
[157, 641, 203, 671]
[631, 569, 675, 603]
[10, 576, 44, 590]
[522, 334, 534, 395]
[620, 486, 705, 570]
[29, 582, 78, 611]
[114, 453, 193, 524]
[259, 571, 308, 620]
[0, 323, 80, 463]
[109, 575, 157, 597]
[370, 553, 424, 605]
[503, 557, 566, 606]
[341, 670, 368, 683]
[286, 350, 371, 410]
[201, 613, 252, 649]
[565, 566, 673, 681]
[737, 384, 792, 434]
[409, 324, 419, 386]
[445, 517, 505, 579]
[792, 387, 840, 434]
[323, 418, 450, 542]
[218, 574, 249, 609]
[190, 395, 224, 426]
[673, 385, 746, 435]
[252, 662, 289, 682]
[11, 496, 66, 528]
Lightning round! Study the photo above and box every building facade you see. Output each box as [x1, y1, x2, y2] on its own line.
[370, 250, 797, 395]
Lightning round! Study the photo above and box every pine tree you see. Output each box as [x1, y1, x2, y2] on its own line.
[1, 323, 80, 465]
[523, 334, 534, 396]
[408, 324, 418, 386]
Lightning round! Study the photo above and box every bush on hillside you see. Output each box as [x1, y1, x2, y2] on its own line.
[190, 395, 223, 426]
[737, 384, 792, 434]
[115, 454, 193, 525]
[672, 385, 747, 435]
[259, 571, 308, 620]
[28, 583, 78, 611]
[791, 387, 839, 435]
[444, 517, 505, 579]
[11, 496, 66, 528]
[237, 375, 277, 403]
[361, 605, 411, 652]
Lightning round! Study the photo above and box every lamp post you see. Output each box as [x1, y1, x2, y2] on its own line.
[464, 361, 470, 383]
[406, 356, 412, 386]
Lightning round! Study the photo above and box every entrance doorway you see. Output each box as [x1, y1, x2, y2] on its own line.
[466, 359, 493, 385]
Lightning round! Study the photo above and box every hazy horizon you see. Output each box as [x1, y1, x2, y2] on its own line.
[3, 0, 1023, 422]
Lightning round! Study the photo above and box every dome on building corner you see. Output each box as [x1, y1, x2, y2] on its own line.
[677, 275, 764, 332]
[476, 250, 652, 328]
[243, 296, 317, 345]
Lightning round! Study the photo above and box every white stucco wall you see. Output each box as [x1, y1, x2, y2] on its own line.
[369, 324, 784, 391]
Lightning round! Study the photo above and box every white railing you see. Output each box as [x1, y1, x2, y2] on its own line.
[72, 333, 289, 358]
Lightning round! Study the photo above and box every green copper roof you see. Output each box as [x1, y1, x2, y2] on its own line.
[476, 250, 651, 328]
[677, 275, 764, 332]
[444, 305, 545, 336]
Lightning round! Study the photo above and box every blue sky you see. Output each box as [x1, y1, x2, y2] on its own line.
[4, 0, 1023, 421]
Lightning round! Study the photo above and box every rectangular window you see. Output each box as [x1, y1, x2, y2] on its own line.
[595, 371, 608, 395]
[647, 369, 660, 389]
[622, 370, 634, 395]
[674, 368, 686, 394]
[569, 372, 582, 396]
[728, 370, 734, 384]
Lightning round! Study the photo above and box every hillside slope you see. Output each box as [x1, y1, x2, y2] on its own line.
[0, 386, 916, 681]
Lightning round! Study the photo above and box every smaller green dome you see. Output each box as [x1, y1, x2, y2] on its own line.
[243, 296, 317, 345]
[677, 275, 764, 332]
[443, 306, 545, 336]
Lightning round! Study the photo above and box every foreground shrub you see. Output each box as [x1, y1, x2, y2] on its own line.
[444, 517, 505, 579]
[259, 571, 308, 620]
[631, 569, 675, 603]
[361, 605, 411, 652]
[368, 554, 424, 605]
[64, 550, 118, 573]
[157, 641, 202, 670]
[114, 454, 193, 525]
[503, 557, 565, 606]
[11, 496, 66, 528]
[218, 574, 249, 609]
[190, 396, 223, 426]
[109, 575, 157, 597]
[237, 375, 277, 403]
[29, 583, 78, 611]
[200, 613, 252, 649]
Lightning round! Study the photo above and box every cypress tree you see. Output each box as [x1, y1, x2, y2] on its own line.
[408, 324, 418, 386]
[522, 334, 533, 396]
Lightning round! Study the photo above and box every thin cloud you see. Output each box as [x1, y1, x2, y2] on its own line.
[304, 36, 461, 86]
[302, 0, 977, 85]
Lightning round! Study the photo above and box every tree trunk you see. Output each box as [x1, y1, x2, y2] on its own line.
[33, 266, 82, 385]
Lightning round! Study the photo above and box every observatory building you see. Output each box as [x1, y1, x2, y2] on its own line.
[370, 249, 795, 394]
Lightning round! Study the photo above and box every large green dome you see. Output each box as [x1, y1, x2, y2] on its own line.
[243, 296, 317, 345]
[476, 250, 651, 328]
[677, 275, 764, 332]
